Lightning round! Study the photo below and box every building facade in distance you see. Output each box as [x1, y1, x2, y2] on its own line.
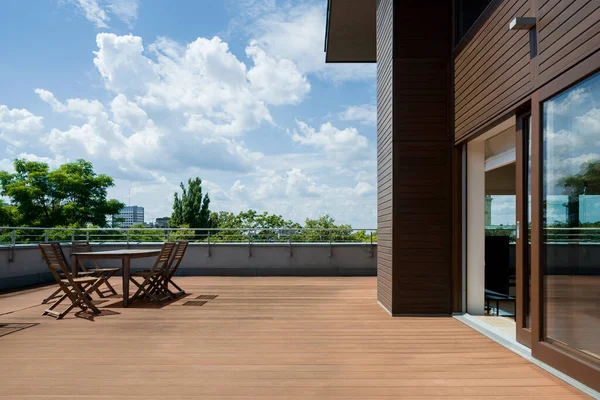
[112, 205, 145, 228]
[155, 217, 170, 228]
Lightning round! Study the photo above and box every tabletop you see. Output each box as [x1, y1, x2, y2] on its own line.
[72, 249, 161, 258]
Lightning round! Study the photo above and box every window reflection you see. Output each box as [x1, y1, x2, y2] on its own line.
[543, 71, 600, 361]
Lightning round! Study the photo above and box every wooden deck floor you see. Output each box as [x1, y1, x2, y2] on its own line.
[0, 277, 589, 399]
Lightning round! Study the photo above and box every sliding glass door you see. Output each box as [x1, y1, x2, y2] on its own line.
[541, 71, 600, 363]
[516, 113, 532, 347]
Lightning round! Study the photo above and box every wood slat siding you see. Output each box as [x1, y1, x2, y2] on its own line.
[454, 0, 532, 142]
[376, 0, 394, 313]
[454, 0, 600, 143]
[382, 0, 453, 315]
[536, 0, 600, 84]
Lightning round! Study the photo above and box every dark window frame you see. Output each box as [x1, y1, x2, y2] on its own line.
[454, 0, 503, 55]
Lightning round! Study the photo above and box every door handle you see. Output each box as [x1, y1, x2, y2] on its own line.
[516, 221, 520, 239]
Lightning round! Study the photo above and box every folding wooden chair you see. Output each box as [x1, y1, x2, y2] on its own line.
[147, 241, 189, 300]
[39, 243, 104, 319]
[129, 242, 176, 305]
[41, 242, 95, 305]
[164, 241, 188, 297]
[72, 240, 119, 298]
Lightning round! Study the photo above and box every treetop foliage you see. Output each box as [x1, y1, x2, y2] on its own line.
[0, 159, 124, 228]
[170, 178, 211, 228]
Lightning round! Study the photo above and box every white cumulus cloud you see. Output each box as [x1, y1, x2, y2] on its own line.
[339, 104, 376, 126]
[66, 0, 139, 28]
[291, 120, 369, 158]
[94, 33, 310, 137]
[0, 105, 44, 147]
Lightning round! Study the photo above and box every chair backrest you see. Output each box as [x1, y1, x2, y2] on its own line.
[39, 243, 73, 284]
[71, 240, 98, 271]
[148, 242, 176, 274]
[72, 240, 92, 253]
[167, 241, 189, 276]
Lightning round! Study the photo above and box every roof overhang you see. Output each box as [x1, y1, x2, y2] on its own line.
[325, 0, 376, 63]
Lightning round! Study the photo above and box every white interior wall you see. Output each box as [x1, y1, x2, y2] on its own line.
[465, 116, 516, 315]
[467, 139, 486, 315]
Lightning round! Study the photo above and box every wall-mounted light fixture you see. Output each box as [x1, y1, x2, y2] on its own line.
[509, 17, 536, 30]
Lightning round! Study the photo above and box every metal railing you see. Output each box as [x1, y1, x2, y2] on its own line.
[544, 227, 600, 244]
[0, 226, 378, 247]
[485, 226, 600, 244]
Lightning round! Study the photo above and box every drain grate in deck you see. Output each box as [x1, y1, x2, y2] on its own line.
[182, 300, 207, 307]
[196, 295, 218, 300]
[0, 323, 38, 337]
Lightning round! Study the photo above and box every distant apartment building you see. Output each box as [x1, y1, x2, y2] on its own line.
[112, 206, 144, 228]
[155, 217, 170, 228]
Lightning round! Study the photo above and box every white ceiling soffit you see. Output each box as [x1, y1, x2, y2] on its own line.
[485, 125, 516, 172]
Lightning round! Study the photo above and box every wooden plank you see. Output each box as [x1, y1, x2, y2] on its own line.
[0, 277, 589, 398]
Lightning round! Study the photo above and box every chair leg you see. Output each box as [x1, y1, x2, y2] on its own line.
[102, 275, 118, 296]
[42, 287, 63, 304]
[130, 276, 163, 305]
[43, 285, 93, 319]
[78, 281, 104, 314]
[95, 271, 118, 298]
[169, 279, 186, 295]
[43, 292, 70, 316]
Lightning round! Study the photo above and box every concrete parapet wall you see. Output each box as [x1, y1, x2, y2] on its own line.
[0, 243, 377, 291]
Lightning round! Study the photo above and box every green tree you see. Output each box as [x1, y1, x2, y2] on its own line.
[351, 230, 378, 243]
[302, 215, 352, 242]
[0, 199, 16, 226]
[170, 178, 211, 228]
[0, 159, 124, 227]
[210, 210, 300, 242]
[558, 160, 600, 228]
[128, 223, 163, 242]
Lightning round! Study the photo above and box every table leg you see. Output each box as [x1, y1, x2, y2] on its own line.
[123, 257, 130, 307]
[71, 255, 78, 277]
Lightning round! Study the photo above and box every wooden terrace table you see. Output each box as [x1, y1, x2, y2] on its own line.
[71, 249, 161, 307]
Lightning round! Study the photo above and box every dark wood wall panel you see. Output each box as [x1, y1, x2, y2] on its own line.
[392, 140, 452, 314]
[376, 0, 393, 313]
[537, 0, 600, 84]
[454, 0, 532, 142]
[389, 0, 453, 315]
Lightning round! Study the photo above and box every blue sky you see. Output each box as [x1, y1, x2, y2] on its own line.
[0, 0, 377, 227]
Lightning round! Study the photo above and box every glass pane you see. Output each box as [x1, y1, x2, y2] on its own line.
[542, 71, 600, 361]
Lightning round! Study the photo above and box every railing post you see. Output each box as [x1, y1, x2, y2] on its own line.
[248, 229, 252, 257]
[166, 230, 170, 243]
[369, 231, 373, 257]
[126, 230, 130, 248]
[86, 231, 89, 241]
[207, 231, 211, 257]
[329, 231, 332, 257]
[71, 230, 75, 244]
[289, 233, 293, 257]
[44, 230, 49, 243]
[9, 230, 16, 263]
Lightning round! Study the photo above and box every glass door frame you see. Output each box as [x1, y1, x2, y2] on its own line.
[530, 54, 600, 392]
[515, 111, 531, 348]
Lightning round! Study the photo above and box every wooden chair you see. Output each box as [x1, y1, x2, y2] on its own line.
[148, 241, 189, 300]
[71, 240, 119, 298]
[129, 242, 176, 305]
[41, 243, 95, 305]
[39, 243, 103, 319]
[163, 241, 189, 297]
